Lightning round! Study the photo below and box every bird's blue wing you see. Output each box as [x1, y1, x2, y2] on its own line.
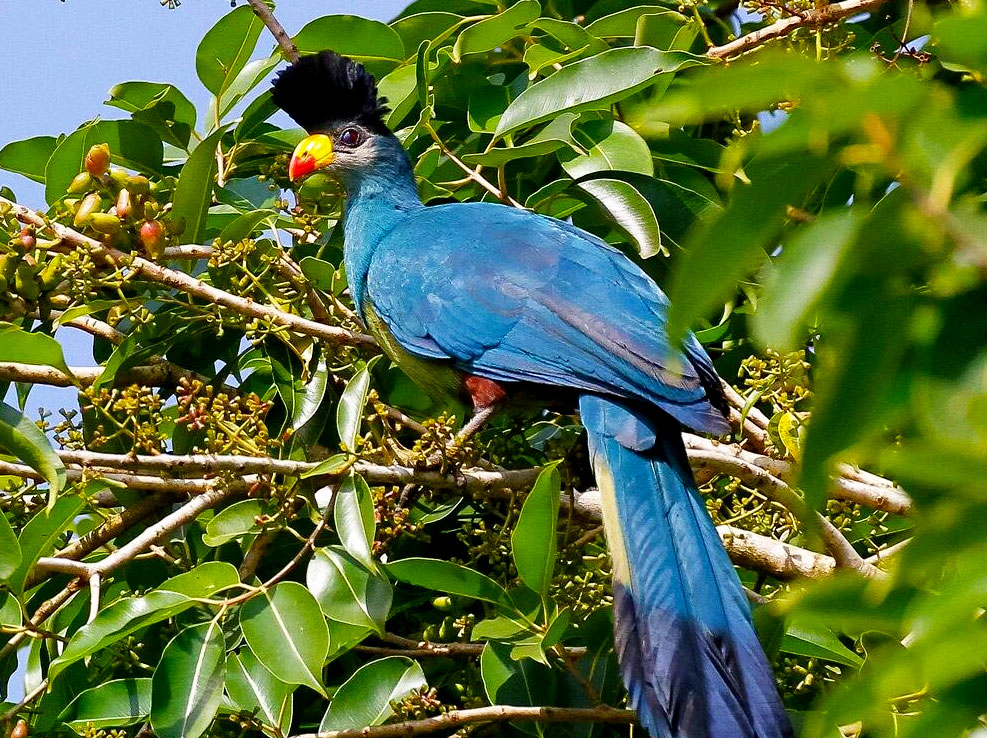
[365, 202, 727, 434]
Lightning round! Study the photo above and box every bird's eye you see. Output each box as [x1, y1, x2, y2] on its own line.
[338, 127, 363, 147]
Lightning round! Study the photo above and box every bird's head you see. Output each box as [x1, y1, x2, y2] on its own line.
[271, 51, 393, 183]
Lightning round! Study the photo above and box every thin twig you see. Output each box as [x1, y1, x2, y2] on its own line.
[289, 705, 636, 738]
[1, 196, 376, 349]
[707, 0, 894, 58]
[246, 0, 299, 62]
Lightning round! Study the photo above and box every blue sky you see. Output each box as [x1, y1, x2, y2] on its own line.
[0, 0, 406, 416]
[1, 0, 407, 701]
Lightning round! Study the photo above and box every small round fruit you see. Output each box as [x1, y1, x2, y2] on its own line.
[18, 228, 35, 249]
[115, 189, 132, 219]
[73, 192, 102, 228]
[432, 596, 453, 612]
[128, 175, 150, 195]
[14, 263, 40, 300]
[67, 171, 95, 194]
[89, 213, 122, 235]
[84, 143, 111, 177]
[11, 718, 29, 738]
[140, 219, 166, 258]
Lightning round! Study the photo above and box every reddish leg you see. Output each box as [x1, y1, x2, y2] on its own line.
[458, 375, 506, 442]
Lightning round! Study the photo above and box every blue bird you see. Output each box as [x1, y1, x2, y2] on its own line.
[272, 51, 792, 738]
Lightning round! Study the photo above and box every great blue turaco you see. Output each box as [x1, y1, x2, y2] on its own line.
[271, 50, 793, 738]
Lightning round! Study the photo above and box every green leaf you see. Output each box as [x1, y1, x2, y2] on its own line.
[307, 546, 391, 632]
[319, 657, 426, 732]
[298, 256, 336, 292]
[0, 400, 66, 513]
[0, 136, 58, 184]
[334, 473, 376, 569]
[378, 63, 421, 129]
[196, 5, 263, 97]
[240, 581, 329, 695]
[0, 512, 20, 580]
[453, 1, 541, 61]
[0, 323, 76, 379]
[337, 357, 380, 452]
[7, 495, 83, 593]
[391, 12, 465, 56]
[171, 126, 228, 245]
[234, 91, 278, 141]
[585, 6, 679, 37]
[577, 176, 662, 258]
[225, 651, 294, 736]
[326, 620, 374, 663]
[294, 16, 405, 77]
[386, 557, 513, 607]
[50, 563, 238, 679]
[202, 499, 266, 547]
[300, 454, 351, 479]
[754, 211, 862, 351]
[0, 590, 21, 627]
[480, 641, 556, 707]
[495, 47, 704, 138]
[511, 464, 561, 600]
[561, 119, 653, 178]
[217, 209, 275, 244]
[667, 153, 833, 341]
[106, 81, 197, 149]
[60, 678, 151, 732]
[44, 119, 163, 204]
[800, 293, 912, 512]
[157, 561, 241, 597]
[463, 113, 579, 167]
[211, 54, 281, 123]
[151, 622, 226, 738]
[781, 619, 863, 667]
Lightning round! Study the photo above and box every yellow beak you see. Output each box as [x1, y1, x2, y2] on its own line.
[289, 134, 334, 181]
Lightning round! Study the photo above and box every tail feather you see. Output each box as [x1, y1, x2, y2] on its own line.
[579, 393, 792, 738]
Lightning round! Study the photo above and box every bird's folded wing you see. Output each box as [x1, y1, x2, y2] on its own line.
[366, 203, 727, 433]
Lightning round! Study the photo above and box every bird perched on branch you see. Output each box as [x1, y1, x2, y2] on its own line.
[272, 50, 792, 738]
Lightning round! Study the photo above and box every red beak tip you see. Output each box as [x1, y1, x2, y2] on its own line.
[289, 154, 314, 182]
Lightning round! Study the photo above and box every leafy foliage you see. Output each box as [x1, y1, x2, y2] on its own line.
[1, 1, 986, 737]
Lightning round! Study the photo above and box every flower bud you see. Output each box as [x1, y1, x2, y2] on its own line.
[115, 188, 132, 219]
[18, 228, 35, 250]
[14, 263, 40, 300]
[67, 171, 95, 194]
[73, 192, 102, 228]
[140, 219, 166, 258]
[89, 213, 122, 235]
[84, 143, 111, 177]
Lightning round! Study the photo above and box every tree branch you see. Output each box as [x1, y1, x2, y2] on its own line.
[289, 706, 636, 738]
[0, 196, 375, 349]
[32, 483, 238, 585]
[707, 0, 893, 58]
[245, 0, 299, 62]
[23, 492, 172, 590]
[719, 525, 835, 579]
[0, 361, 215, 391]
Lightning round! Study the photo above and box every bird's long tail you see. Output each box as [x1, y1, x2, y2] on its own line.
[579, 394, 792, 738]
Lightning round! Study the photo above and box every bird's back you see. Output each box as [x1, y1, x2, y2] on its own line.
[362, 201, 728, 434]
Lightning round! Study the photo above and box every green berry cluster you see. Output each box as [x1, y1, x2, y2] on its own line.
[78, 384, 168, 455]
[175, 378, 277, 456]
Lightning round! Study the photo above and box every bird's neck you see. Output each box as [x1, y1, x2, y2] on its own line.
[340, 135, 423, 317]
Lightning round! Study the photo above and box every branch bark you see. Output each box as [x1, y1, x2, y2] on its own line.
[707, 0, 893, 58]
[289, 706, 636, 738]
[0, 196, 375, 350]
[245, 0, 299, 62]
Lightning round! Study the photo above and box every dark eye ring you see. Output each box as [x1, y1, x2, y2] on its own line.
[339, 127, 363, 147]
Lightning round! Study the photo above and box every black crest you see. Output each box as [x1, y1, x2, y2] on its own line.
[271, 51, 389, 133]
